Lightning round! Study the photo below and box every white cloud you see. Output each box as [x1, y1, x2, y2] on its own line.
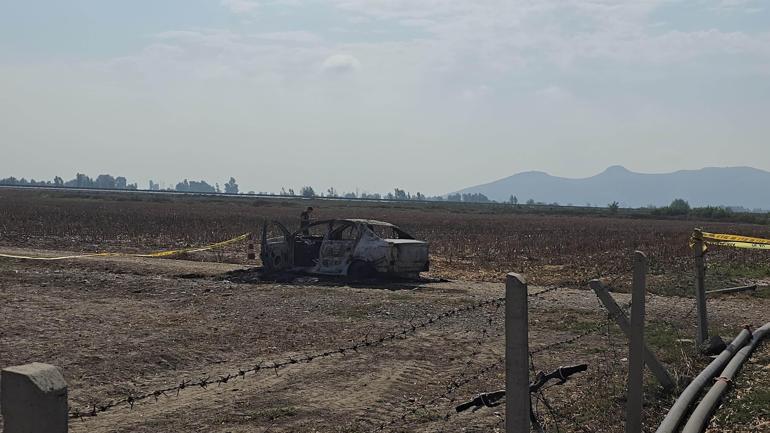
[220, 0, 260, 14]
[460, 84, 491, 100]
[713, 0, 761, 10]
[321, 54, 362, 74]
[220, 0, 302, 14]
[536, 85, 570, 101]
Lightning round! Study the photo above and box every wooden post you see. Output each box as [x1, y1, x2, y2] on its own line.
[692, 230, 708, 345]
[506, 273, 529, 433]
[1, 362, 68, 433]
[590, 280, 674, 391]
[627, 251, 647, 433]
[247, 233, 256, 260]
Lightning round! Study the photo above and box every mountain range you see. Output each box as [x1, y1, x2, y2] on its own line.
[456, 166, 770, 210]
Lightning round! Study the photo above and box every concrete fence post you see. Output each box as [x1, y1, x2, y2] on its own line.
[1, 362, 68, 433]
[505, 273, 529, 433]
[626, 251, 647, 433]
[692, 232, 709, 345]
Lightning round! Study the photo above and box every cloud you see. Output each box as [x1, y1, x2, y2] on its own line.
[536, 85, 570, 102]
[321, 54, 362, 74]
[220, 0, 302, 14]
[460, 84, 491, 100]
[713, 0, 761, 10]
[220, 0, 260, 14]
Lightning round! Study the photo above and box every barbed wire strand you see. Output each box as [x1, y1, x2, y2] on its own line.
[69, 294, 508, 419]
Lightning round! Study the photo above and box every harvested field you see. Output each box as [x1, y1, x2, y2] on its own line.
[1, 188, 769, 432]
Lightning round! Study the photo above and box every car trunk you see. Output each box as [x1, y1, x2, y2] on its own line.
[387, 239, 429, 273]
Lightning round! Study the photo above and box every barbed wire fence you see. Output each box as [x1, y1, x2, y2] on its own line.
[68, 294, 506, 419]
[375, 286, 638, 433]
[57, 274, 703, 433]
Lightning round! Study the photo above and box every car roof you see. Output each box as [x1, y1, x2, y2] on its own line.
[304, 219, 395, 227]
[343, 219, 395, 227]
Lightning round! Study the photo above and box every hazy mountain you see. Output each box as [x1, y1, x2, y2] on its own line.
[456, 166, 770, 209]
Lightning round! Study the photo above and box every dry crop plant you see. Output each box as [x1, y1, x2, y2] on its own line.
[2, 189, 770, 295]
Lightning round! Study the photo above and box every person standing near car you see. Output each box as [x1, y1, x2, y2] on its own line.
[300, 206, 313, 235]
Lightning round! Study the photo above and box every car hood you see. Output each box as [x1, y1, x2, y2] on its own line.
[383, 239, 427, 245]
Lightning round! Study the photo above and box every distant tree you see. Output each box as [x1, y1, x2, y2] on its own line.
[300, 186, 316, 197]
[149, 180, 160, 191]
[509, 195, 518, 205]
[668, 198, 691, 215]
[461, 193, 490, 203]
[393, 188, 408, 200]
[414, 192, 425, 200]
[95, 174, 116, 189]
[526, 198, 535, 205]
[343, 192, 357, 199]
[115, 176, 127, 189]
[288, 188, 295, 196]
[327, 187, 338, 197]
[386, 192, 395, 200]
[447, 193, 462, 202]
[608, 201, 620, 214]
[691, 206, 733, 219]
[176, 179, 216, 193]
[53, 176, 64, 186]
[224, 177, 239, 194]
[67, 173, 94, 188]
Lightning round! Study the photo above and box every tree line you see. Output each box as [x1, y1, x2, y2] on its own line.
[275, 186, 493, 203]
[0, 173, 244, 194]
[0, 173, 138, 190]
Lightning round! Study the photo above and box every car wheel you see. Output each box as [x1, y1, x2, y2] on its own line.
[348, 260, 376, 279]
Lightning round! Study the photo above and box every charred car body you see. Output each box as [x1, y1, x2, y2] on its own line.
[260, 219, 429, 278]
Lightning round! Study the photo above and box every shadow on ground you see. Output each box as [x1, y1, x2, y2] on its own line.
[217, 267, 449, 290]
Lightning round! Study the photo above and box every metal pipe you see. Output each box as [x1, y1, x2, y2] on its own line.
[681, 322, 770, 433]
[654, 327, 753, 433]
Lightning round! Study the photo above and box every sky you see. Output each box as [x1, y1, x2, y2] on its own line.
[1, 0, 769, 195]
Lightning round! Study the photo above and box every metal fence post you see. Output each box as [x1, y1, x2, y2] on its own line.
[506, 273, 529, 433]
[693, 230, 708, 345]
[1, 362, 68, 433]
[627, 251, 646, 433]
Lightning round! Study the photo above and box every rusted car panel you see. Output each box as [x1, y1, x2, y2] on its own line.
[260, 219, 429, 277]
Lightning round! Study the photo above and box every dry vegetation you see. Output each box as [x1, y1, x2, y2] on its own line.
[3, 188, 770, 293]
[1, 188, 769, 432]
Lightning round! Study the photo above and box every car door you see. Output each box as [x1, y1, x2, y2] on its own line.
[317, 221, 359, 274]
[260, 221, 291, 271]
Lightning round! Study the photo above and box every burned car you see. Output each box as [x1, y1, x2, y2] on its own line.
[260, 219, 429, 278]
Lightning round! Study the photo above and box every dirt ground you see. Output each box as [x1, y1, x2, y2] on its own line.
[2, 247, 769, 432]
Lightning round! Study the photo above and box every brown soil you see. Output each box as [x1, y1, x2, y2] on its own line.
[2, 249, 768, 432]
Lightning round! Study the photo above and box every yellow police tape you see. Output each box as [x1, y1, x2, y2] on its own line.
[0, 233, 251, 261]
[693, 230, 770, 251]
